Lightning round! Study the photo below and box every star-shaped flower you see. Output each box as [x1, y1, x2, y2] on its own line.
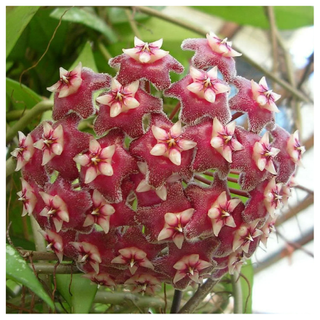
[130, 114, 194, 188]
[157, 208, 195, 249]
[181, 36, 239, 81]
[264, 177, 283, 217]
[287, 130, 305, 165]
[71, 242, 102, 274]
[186, 66, 230, 103]
[33, 121, 64, 166]
[150, 120, 197, 166]
[47, 62, 83, 98]
[251, 76, 281, 113]
[211, 117, 243, 163]
[11, 131, 35, 171]
[39, 229, 64, 262]
[111, 247, 154, 275]
[208, 191, 241, 237]
[76, 129, 138, 202]
[252, 131, 280, 174]
[124, 273, 162, 295]
[231, 126, 271, 191]
[184, 175, 239, 240]
[48, 63, 111, 120]
[39, 191, 69, 232]
[154, 240, 218, 290]
[17, 178, 37, 217]
[181, 118, 233, 179]
[73, 138, 116, 184]
[229, 76, 278, 133]
[228, 250, 247, 275]
[83, 271, 116, 288]
[83, 189, 115, 234]
[122, 37, 169, 64]
[109, 38, 184, 90]
[270, 125, 299, 184]
[45, 114, 91, 181]
[206, 32, 242, 58]
[36, 177, 92, 232]
[94, 84, 163, 138]
[260, 215, 277, 248]
[135, 182, 193, 243]
[96, 78, 140, 118]
[173, 254, 212, 284]
[164, 70, 231, 125]
[232, 220, 263, 253]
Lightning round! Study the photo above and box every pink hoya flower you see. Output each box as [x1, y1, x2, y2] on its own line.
[164, 71, 231, 125]
[71, 242, 102, 274]
[122, 37, 169, 64]
[109, 38, 184, 91]
[33, 122, 64, 166]
[211, 117, 243, 163]
[264, 177, 283, 217]
[39, 191, 69, 232]
[111, 247, 154, 275]
[124, 273, 162, 295]
[232, 220, 263, 253]
[96, 78, 140, 118]
[83, 272, 116, 288]
[181, 37, 238, 81]
[73, 138, 115, 184]
[94, 84, 163, 139]
[150, 120, 197, 166]
[251, 76, 281, 113]
[287, 130, 306, 165]
[135, 162, 168, 201]
[208, 191, 241, 237]
[206, 32, 242, 58]
[260, 215, 277, 247]
[11, 131, 35, 171]
[229, 76, 277, 133]
[173, 254, 212, 284]
[17, 178, 37, 217]
[252, 131, 280, 174]
[228, 250, 247, 275]
[47, 62, 83, 98]
[48, 63, 111, 120]
[39, 229, 64, 262]
[187, 66, 230, 103]
[83, 189, 115, 234]
[157, 208, 195, 249]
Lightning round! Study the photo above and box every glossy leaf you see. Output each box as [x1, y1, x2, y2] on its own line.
[50, 7, 117, 43]
[6, 243, 55, 310]
[193, 6, 313, 30]
[55, 274, 97, 313]
[6, 77, 42, 111]
[6, 6, 40, 58]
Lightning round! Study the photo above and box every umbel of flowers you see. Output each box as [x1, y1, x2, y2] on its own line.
[12, 34, 305, 294]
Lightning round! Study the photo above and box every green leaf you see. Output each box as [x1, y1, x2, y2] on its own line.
[6, 243, 55, 310]
[71, 41, 98, 72]
[6, 6, 40, 58]
[56, 274, 97, 313]
[240, 259, 254, 313]
[192, 6, 313, 30]
[6, 77, 42, 112]
[50, 7, 118, 43]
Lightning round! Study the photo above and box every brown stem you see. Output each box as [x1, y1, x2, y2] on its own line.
[178, 278, 219, 313]
[169, 102, 181, 120]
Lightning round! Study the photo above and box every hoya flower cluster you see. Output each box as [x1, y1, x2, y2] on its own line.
[12, 33, 305, 294]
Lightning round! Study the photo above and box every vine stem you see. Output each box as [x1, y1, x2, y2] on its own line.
[231, 272, 243, 314]
[170, 290, 183, 313]
[6, 100, 53, 144]
[178, 278, 219, 313]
